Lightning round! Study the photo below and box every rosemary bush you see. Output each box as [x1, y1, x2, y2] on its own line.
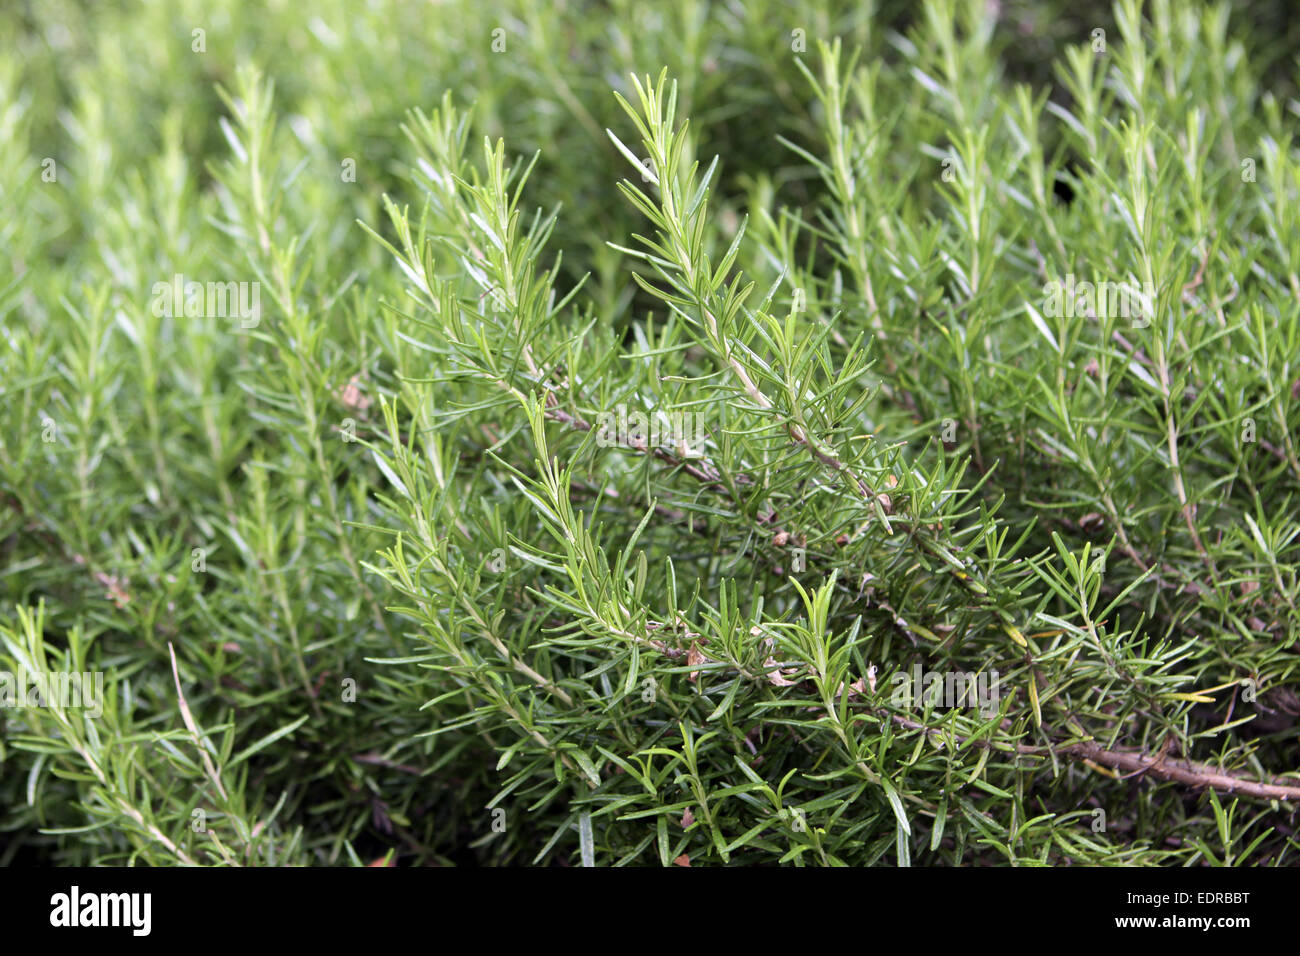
[2, 0, 1299, 866]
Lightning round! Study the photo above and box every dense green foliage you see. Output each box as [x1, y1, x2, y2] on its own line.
[3, 0, 1299, 866]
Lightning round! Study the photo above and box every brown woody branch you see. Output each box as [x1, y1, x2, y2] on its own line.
[889, 713, 1300, 803]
